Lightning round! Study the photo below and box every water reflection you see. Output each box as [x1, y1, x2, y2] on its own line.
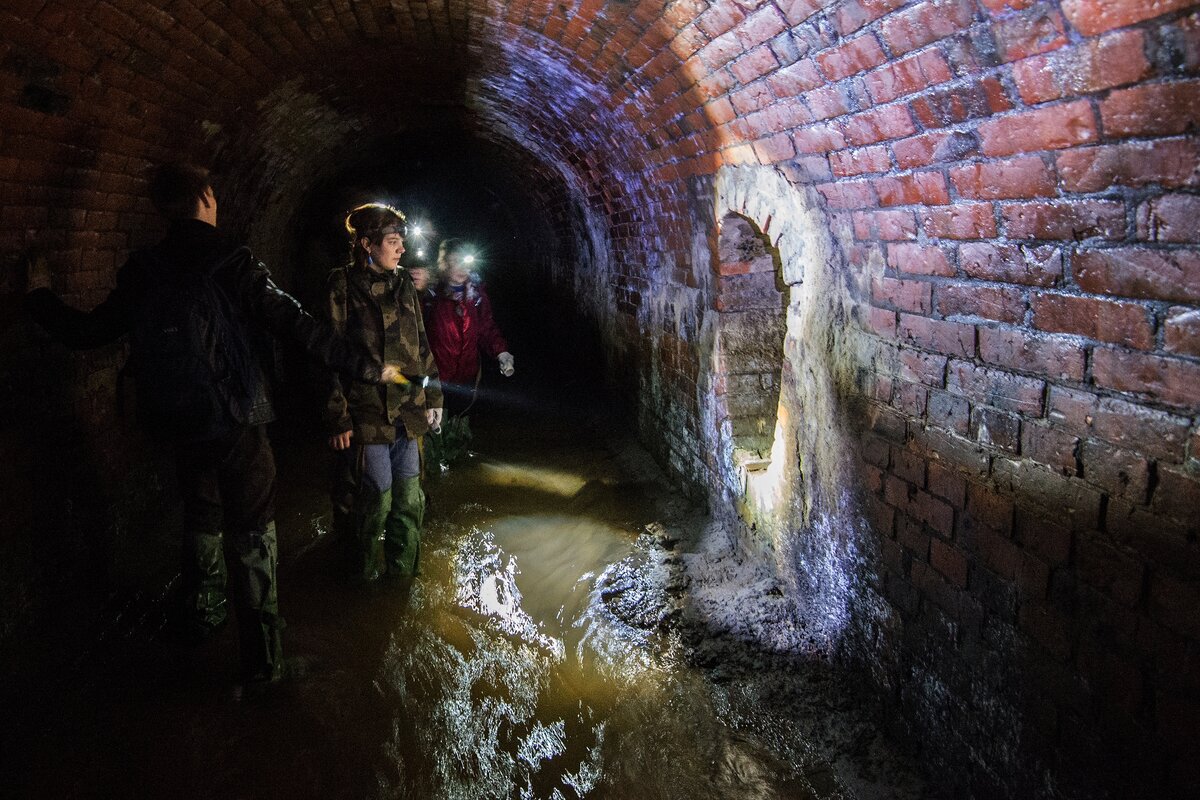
[7, 410, 921, 800]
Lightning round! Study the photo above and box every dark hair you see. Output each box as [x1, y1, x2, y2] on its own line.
[148, 162, 211, 220]
[344, 203, 407, 266]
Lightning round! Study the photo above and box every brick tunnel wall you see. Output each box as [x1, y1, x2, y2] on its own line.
[1, 2, 1198, 798]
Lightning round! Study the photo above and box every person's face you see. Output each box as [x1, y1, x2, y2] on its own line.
[446, 253, 470, 285]
[363, 230, 405, 271]
[408, 266, 429, 291]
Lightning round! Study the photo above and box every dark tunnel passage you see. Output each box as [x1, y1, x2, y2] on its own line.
[2, 2, 1199, 799]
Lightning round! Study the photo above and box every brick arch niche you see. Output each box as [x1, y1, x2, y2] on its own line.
[712, 212, 787, 490]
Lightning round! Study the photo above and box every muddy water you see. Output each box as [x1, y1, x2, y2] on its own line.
[8, 388, 921, 800]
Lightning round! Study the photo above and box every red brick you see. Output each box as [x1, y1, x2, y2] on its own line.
[1074, 248, 1200, 304]
[816, 179, 876, 208]
[922, 203, 998, 239]
[752, 133, 796, 163]
[937, 282, 1027, 324]
[913, 488, 955, 535]
[731, 45, 782, 85]
[696, 2, 748, 38]
[1076, 535, 1144, 608]
[966, 482, 1016, 536]
[928, 390, 970, 435]
[1092, 348, 1200, 409]
[817, 33, 887, 80]
[991, 3, 1068, 63]
[1002, 200, 1126, 241]
[792, 124, 847, 154]
[1152, 464, 1200, 524]
[778, 0, 824, 26]
[840, 104, 918, 146]
[1021, 422, 1080, 475]
[868, 306, 898, 337]
[911, 78, 1014, 128]
[1011, 29, 1151, 104]
[767, 58, 823, 96]
[950, 156, 1056, 200]
[1164, 307, 1200, 357]
[874, 171, 949, 206]
[928, 460, 968, 507]
[892, 445, 928, 486]
[880, 0, 976, 56]
[830, 145, 892, 177]
[897, 514, 931, 558]
[1079, 439, 1149, 503]
[1056, 139, 1200, 192]
[899, 379, 931, 417]
[1046, 386, 1098, 438]
[1101, 80, 1200, 137]
[863, 49, 952, 104]
[833, 0, 909, 36]
[959, 242, 1063, 287]
[1031, 292, 1154, 349]
[947, 360, 1046, 414]
[1137, 194, 1200, 243]
[978, 100, 1098, 157]
[970, 524, 1022, 580]
[898, 313, 976, 357]
[930, 538, 968, 587]
[978, 325, 1086, 381]
[887, 243, 954, 276]
[1062, 0, 1196, 36]
[971, 405, 1022, 452]
[873, 275, 933, 313]
[900, 347, 949, 386]
[853, 209, 919, 240]
[892, 131, 959, 169]
[1091, 396, 1192, 462]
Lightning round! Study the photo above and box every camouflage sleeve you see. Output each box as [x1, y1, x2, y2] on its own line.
[320, 270, 354, 435]
[410, 282, 442, 410]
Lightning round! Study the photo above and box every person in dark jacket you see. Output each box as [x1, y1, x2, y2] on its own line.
[24, 162, 401, 686]
[321, 204, 442, 583]
[421, 238, 513, 465]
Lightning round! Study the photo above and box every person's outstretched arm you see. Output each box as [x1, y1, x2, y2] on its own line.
[24, 252, 138, 348]
[235, 253, 383, 385]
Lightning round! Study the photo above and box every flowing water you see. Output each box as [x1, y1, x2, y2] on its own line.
[6, 385, 924, 800]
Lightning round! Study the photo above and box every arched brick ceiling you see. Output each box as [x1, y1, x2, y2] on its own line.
[3, 0, 742, 283]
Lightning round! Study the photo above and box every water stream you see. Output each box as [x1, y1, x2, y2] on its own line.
[6, 386, 925, 800]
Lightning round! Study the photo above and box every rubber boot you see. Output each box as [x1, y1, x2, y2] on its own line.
[229, 522, 285, 683]
[182, 530, 228, 637]
[384, 476, 424, 577]
[333, 487, 390, 584]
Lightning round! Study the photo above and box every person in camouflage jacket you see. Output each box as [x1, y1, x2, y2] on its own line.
[321, 203, 442, 582]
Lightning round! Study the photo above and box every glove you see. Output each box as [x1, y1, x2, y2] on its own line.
[426, 407, 443, 434]
[498, 351, 514, 377]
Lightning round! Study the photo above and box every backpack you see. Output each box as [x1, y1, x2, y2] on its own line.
[130, 247, 262, 442]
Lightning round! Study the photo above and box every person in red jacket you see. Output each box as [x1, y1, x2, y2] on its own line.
[422, 239, 513, 465]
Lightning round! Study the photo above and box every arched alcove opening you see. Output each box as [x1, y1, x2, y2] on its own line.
[712, 212, 786, 496]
